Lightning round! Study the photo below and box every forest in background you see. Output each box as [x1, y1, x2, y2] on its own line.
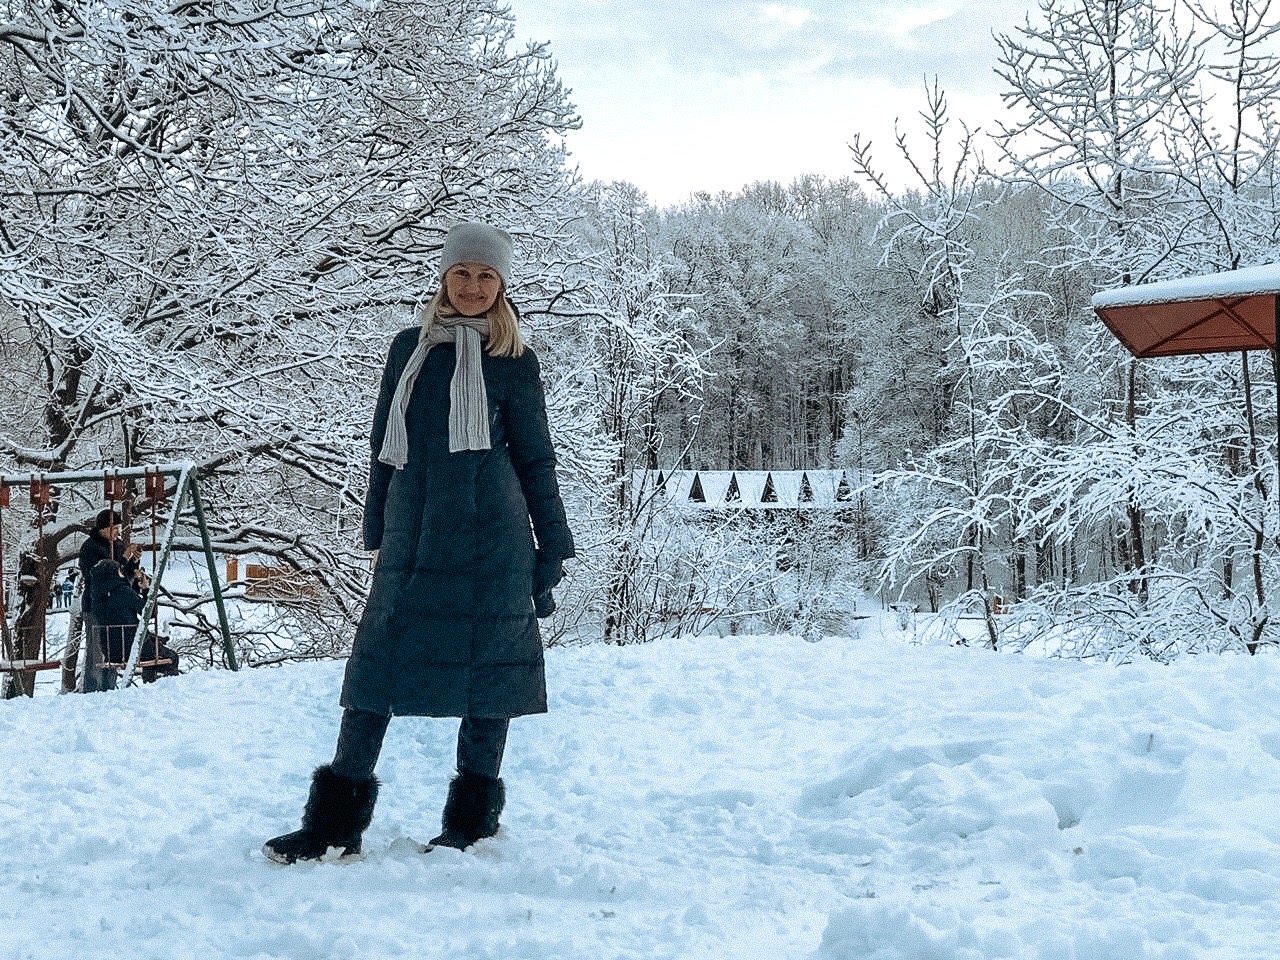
[3, 0, 1280, 693]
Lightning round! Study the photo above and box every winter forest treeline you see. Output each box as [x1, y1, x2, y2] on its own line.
[3, 0, 1280, 694]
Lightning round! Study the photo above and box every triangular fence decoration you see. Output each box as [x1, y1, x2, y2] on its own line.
[688, 472, 706, 503]
[725, 473, 742, 503]
[798, 472, 814, 503]
[836, 471, 854, 502]
[760, 472, 778, 503]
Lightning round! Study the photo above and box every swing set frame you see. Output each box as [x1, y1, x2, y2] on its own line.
[0, 461, 238, 690]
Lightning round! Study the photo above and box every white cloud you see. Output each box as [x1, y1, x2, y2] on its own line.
[758, 3, 814, 29]
[508, 0, 1035, 204]
[881, 1, 966, 38]
[514, 0, 1029, 77]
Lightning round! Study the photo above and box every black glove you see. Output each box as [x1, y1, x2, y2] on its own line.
[533, 551, 564, 619]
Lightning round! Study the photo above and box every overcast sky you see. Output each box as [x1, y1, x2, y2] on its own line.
[507, 0, 1037, 206]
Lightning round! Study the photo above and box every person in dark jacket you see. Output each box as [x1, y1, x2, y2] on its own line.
[265, 222, 575, 864]
[137, 631, 181, 683]
[78, 509, 141, 618]
[78, 509, 143, 692]
[89, 558, 145, 665]
[88, 556, 177, 683]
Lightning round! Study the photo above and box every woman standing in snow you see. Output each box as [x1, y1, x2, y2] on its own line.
[264, 223, 575, 863]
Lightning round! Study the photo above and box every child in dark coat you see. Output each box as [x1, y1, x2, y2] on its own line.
[89, 558, 145, 665]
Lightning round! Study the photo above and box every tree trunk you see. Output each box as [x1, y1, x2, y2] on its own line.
[1035, 525, 1054, 588]
[1, 552, 54, 698]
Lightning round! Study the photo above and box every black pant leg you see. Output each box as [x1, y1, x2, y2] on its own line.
[456, 717, 509, 779]
[331, 707, 391, 781]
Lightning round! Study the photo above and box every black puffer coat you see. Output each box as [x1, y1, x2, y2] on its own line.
[340, 327, 575, 718]
[78, 531, 138, 616]
[88, 559, 145, 663]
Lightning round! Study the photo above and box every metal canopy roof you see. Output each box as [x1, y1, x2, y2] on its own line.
[1092, 263, 1280, 357]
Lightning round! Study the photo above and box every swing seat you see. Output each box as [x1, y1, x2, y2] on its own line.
[0, 658, 61, 672]
[94, 621, 178, 674]
[91, 623, 164, 670]
[94, 624, 174, 675]
[100, 658, 175, 670]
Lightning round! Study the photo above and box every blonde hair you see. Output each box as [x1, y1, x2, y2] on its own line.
[427, 287, 525, 358]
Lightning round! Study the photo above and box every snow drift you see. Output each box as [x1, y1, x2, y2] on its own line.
[2, 624, 1279, 959]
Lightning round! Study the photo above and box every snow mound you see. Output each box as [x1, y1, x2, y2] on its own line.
[2, 630, 1280, 958]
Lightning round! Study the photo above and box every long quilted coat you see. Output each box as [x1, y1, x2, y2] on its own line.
[340, 326, 575, 718]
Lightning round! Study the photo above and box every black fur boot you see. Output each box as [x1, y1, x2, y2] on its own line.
[263, 765, 379, 864]
[427, 771, 505, 851]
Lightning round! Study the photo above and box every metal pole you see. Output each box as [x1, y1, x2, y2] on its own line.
[187, 475, 238, 672]
[0, 462, 191, 486]
[1272, 295, 1280, 524]
[120, 465, 191, 686]
[1273, 342, 1280, 529]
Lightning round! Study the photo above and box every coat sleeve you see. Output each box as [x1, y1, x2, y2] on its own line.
[84, 549, 116, 616]
[79, 538, 107, 589]
[111, 582, 146, 618]
[87, 567, 108, 612]
[363, 330, 414, 551]
[504, 348, 576, 561]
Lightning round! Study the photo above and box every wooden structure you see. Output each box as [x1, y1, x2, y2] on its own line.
[1092, 263, 1280, 357]
[0, 461, 238, 690]
[643, 469, 859, 511]
[243, 562, 318, 600]
[1093, 264, 1280, 505]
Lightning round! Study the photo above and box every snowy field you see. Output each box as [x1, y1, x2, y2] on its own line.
[3, 624, 1280, 960]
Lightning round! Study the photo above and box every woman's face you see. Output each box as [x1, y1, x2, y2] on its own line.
[444, 262, 503, 317]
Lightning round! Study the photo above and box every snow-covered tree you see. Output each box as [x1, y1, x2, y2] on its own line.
[0, 0, 579, 693]
[990, 0, 1280, 657]
[851, 81, 1054, 645]
[571, 183, 710, 645]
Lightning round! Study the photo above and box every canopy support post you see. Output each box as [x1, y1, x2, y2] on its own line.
[1273, 350, 1280, 529]
[1273, 296, 1280, 525]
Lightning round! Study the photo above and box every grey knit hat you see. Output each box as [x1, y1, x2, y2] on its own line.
[438, 222, 513, 287]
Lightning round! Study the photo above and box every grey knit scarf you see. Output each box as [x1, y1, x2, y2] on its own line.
[378, 311, 492, 469]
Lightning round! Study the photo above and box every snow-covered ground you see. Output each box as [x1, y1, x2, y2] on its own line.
[3, 623, 1280, 959]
